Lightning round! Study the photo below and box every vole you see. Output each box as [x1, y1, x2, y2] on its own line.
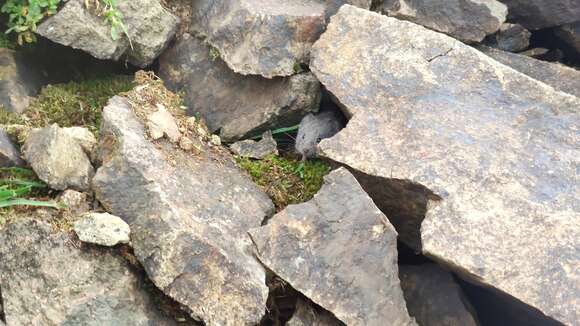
[295, 109, 345, 161]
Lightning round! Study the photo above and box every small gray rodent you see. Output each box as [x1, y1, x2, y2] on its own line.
[295, 109, 345, 160]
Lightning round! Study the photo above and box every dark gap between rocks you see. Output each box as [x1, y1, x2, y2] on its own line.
[529, 28, 580, 67]
[260, 270, 300, 325]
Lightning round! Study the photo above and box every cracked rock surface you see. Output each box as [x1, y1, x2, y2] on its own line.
[310, 6, 580, 325]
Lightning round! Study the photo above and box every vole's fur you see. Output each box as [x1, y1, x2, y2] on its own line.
[295, 108, 345, 160]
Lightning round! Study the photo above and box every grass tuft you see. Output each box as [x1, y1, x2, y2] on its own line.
[237, 155, 331, 210]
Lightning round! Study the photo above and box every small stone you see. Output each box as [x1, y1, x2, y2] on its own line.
[58, 190, 90, 215]
[62, 126, 97, 155]
[485, 23, 530, 52]
[73, 212, 131, 246]
[23, 124, 94, 191]
[146, 106, 181, 142]
[210, 134, 222, 146]
[230, 131, 278, 159]
[185, 117, 197, 130]
[0, 129, 24, 167]
[178, 136, 195, 151]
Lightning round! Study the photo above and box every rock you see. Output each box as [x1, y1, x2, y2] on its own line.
[249, 168, 415, 326]
[62, 126, 97, 155]
[58, 189, 91, 215]
[74, 212, 131, 247]
[190, 0, 327, 78]
[310, 6, 580, 325]
[381, 0, 507, 43]
[0, 129, 23, 167]
[555, 22, 580, 54]
[484, 23, 530, 52]
[23, 124, 94, 191]
[295, 110, 344, 160]
[230, 131, 278, 159]
[146, 105, 181, 142]
[36, 0, 178, 67]
[287, 298, 343, 326]
[477, 45, 580, 97]
[325, 0, 372, 19]
[159, 34, 320, 142]
[0, 49, 42, 113]
[0, 218, 177, 325]
[92, 94, 274, 325]
[497, 0, 580, 30]
[399, 264, 479, 326]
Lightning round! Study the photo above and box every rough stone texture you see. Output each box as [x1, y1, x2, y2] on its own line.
[230, 131, 278, 159]
[57, 190, 91, 216]
[399, 264, 479, 326]
[325, 0, 372, 19]
[310, 6, 580, 325]
[92, 95, 274, 325]
[0, 218, 177, 325]
[190, 0, 327, 78]
[0, 49, 42, 113]
[555, 22, 580, 55]
[249, 168, 415, 326]
[381, 0, 507, 43]
[23, 124, 94, 191]
[484, 23, 530, 52]
[0, 129, 23, 167]
[36, 0, 178, 67]
[74, 212, 131, 246]
[62, 126, 97, 155]
[146, 106, 181, 142]
[477, 45, 580, 98]
[159, 34, 320, 142]
[287, 298, 344, 326]
[498, 0, 580, 30]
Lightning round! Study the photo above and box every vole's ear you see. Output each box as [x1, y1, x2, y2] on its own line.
[316, 137, 322, 143]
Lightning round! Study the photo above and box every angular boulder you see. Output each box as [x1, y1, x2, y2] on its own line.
[0, 218, 177, 325]
[497, 0, 580, 30]
[92, 88, 274, 325]
[158, 34, 320, 141]
[0, 49, 42, 113]
[310, 6, 580, 325]
[230, 131, 279, 159]
[74, 212, 131, 247]
[23, 124, 94, 191]
[36, 0, 178, 67]
[555, 22, 580, 55]
[477, 45, 580, 97]
[249, 168, 415, 326]
[399, 264, 479, 326]
[190, 0, 327, 78]
[381, 0, 507, 43]
[287, 298, 343, 326]
[0, 129, 23, 167]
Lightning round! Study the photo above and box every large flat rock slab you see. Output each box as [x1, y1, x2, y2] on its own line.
[310, 6, 580, 325]
[37, 0, 178, 67]
[249, 168, 415, 326]
[0, 219, 177, 325]
[92, 81, 274, 325]
[159, 34, 320, 141]
[381, 0, 507, 43]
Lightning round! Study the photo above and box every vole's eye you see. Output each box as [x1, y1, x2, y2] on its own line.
[316, 137, 322, 143]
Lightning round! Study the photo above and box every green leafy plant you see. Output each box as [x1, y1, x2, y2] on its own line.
[0, 167, 57, 208]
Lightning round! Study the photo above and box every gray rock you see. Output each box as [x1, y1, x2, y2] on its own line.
[249, 168, 416, 326]
[485, 23, 530, 52]
[0, 129, 23, 167]
[325, 0, 372, 19]
[498, 0, 580, 29]
[381, 0, 507, 43]
[92, 95, 274, 325]
[36, 0, 178, 67]
[23, 124, 94, 191]
[62, 126, 97, 156]
[0, 49, 42, 113]
[295, 110, 344, 161]
[0, 218, 177, 325]
[57, 190, 91, 216]
[74, 212, 131, 247]
[310, 6, 580, 325]
[158, 34, 320, 142]
[399, 264, 479, 326]
[230, 131, 278, 159]
[477, 45, 580, 98]
[555, 22, 580, 55]
[287, 298, 343, 326]
[146, 105, 181, 142]
[190, 0, 327, 78]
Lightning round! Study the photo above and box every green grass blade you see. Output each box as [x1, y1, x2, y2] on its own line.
[0, 198, 59, 208]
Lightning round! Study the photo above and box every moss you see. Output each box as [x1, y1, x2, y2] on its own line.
[237, 155, 331, 210]
[0, 33, 16, 49]
[0, 74, 134, 134]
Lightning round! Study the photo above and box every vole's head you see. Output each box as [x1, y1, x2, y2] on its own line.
[295, 111, 343, 161]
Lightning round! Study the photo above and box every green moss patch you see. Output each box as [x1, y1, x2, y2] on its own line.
[237, 155, 331, 210]
[0, 74, 134, 133]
